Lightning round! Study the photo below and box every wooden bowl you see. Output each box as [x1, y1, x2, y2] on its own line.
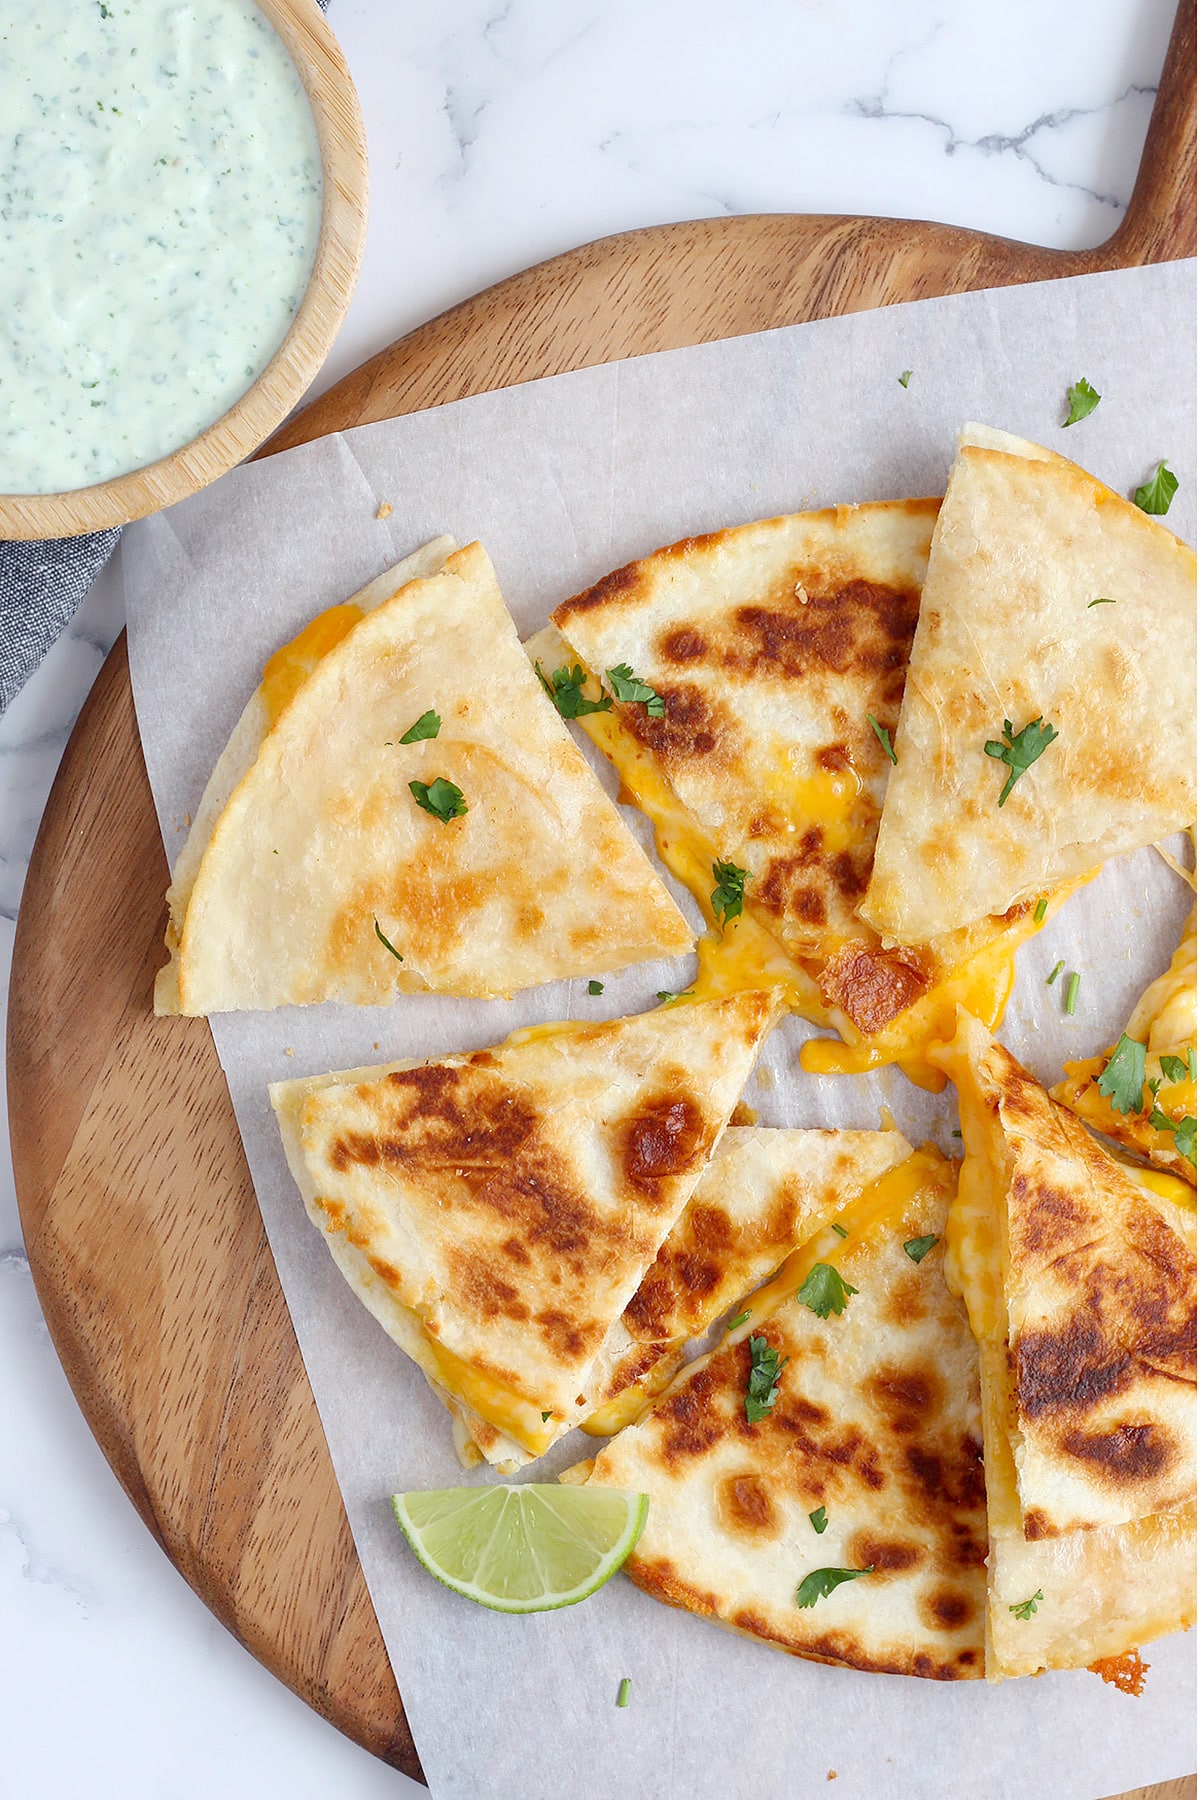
[0, 0, 368, 541]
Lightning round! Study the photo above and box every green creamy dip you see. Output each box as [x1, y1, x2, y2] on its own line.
[0, 0, 322, 494]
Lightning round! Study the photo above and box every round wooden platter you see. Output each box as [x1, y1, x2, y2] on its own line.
[9, 6, 1197, 1791]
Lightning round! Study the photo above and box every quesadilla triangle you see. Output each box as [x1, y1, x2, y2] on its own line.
[157, 539, 692, 1015]
[533, 499, 1085, 1090]
[451, 1121, 922, 1468]
[269, 988, 781, 1468]
[862, 424, 1197, 947]
[930, 1009, 1197, 1680]
[568, 1141, 992, 1679]
[1052, 904, 1197, 1187]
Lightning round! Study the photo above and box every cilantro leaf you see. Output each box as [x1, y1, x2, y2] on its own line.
[373, 919, 404, 962]
[1159, 1053, 1189, 1085]
[867, 712, 897, 765]
[745, 1334, 787, 1423]
[1175, 1116, 1197, 1167]
[795, 1565, 874, 1609]
[711, 859, 750, 928]
[535, 661, 613, 720]
[541, 1410, 552, 1422]
[1087, 596, 1115, 608]
[655, 988, 695, 1005]
[903, 1234, 939, 1264]
[898, 370, 913, 388]
[1134, 460, 1178, 516]
[587, 979, 604, 996]
[1097, 1034, 1146, 1115]
[606, 663, 666, 717]
[399, 708, 441, 743]
[1008, 1590, 1043, 1621]
[984, 716, 1058, 807]
[796, 1262, 858, 1319]
[809, 1506, 829, 1534]
[1062, 378, 1100, 427]
[409, 776, 467, 822]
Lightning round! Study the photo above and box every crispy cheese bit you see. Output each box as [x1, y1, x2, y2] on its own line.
[1088, 1649, 1149, 1696]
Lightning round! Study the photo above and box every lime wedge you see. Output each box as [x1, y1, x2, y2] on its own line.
[391, 1484, 649, 1613]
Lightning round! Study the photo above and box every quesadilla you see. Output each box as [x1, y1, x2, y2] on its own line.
[930, 1009, 1197, 1678]
[863, 425, 1196, 946]
[269, 988, 780, 1468]
[535, 499, 1084, 1087]
[569, 1141, 990, 1679]
[1052, 905, 1197, 1186]
[158, 540, 692, 1015]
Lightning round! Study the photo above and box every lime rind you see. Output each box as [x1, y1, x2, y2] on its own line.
[391, 1485, 649, 1614]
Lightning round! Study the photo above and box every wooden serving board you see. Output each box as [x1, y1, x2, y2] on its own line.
[9, 5, 1196, 1791]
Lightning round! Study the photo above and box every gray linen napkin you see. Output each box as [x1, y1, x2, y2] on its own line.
[0, 0, 331, 715]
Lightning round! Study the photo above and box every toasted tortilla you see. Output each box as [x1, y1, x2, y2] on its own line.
[269, 988, 780, 1465]
[932, 1009, 1196, 1537]
[863, 425, 1197, 945]
[1052, 905, 1197, 1185]
[539, 500, 1083, 1082]
[158, 540, 692, 1014]
[573, 1142, 990, 1678]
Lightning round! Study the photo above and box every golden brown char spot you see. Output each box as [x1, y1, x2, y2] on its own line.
[620, 1093, 707, 1204]
[724, 578, 918, 681]
[366, 1255, 402, 1289]
[1011, 1171, 1091, 1259]
[1059, 1422, 1175, 1483]
[659, 624, 709, 663]
[819, 940, 934, 1035]
[445, 1247, 531, 1323]
[622, 680, 730, 762]
[554, 559, 644, 618]
[847, 1531, 923, 1574]
[867, 1365, 945, 1433]
[534, 1307, 593, 1359]
[655, 1361, 728, 1465]
[919, 1584, 978, 1633]
[716, 1473, 781, 1538]
[625, 1554, 721, 1619]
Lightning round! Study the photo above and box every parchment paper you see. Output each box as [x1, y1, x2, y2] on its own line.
[124, 261, 1196, 1800]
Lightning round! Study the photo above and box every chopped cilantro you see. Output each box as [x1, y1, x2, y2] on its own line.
[809, 1506, 829, 1534]
[796, 1263, 858, 1319]
[727, 1310, 751, 1331]
[606, 664, 665, 717]
[409, 777, 467, 822]
[711, 859, 750, 928]
[535, 661, 613, 720]
[1087, 596, 1115, 608]
[951, 1128, 963, 1139]
[1033, 897, 1048, 923]
[1174, 1116, 1197, 1167]
[1046, 960, 1065, 986]
[1065, 971, 1081, 1016]
[903, 1234, 939, 1264]
[898, 370, 913, 388]
[541, 1411, 552, 1422]
[1134, 460, 1178, 516]
[616, 1678, 632, 1709]
[984, 716, 1058, 807]
[1062, 378, 1100, 427]
[399, 708, 441, 743]
[655, 988, 695, 1005]
[1008, 1590, 1043, 1621]
[373, 919, 404, 962]
[795, 1565, 874, 1609]
[1159, 1053, 1189, 1085]
[745, 1334, 787, 1423]
[1097, 1034, 1146, 1114]
[867, 712, 897, 765]
[587, 979, 605, 995]
[830, 1222, 849, 1240]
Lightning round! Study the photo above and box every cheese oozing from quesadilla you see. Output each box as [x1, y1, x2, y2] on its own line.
[863, 425, 1196, 946]
[532, 499, 1083, 1086]
[571, 1142, 991, 1680]
[158, 540, 692, 1015]
[931, 1009, 1196, 1680]
[1052, 904, 1197, 1185]
[269, 988, 780, 1464]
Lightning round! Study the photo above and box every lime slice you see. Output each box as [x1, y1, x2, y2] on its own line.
[391, 1484, 649, 1613]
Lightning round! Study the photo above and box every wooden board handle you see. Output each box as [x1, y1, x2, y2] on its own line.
[1108, 0, 1196, 264]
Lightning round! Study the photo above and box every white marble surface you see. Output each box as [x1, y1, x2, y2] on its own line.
[0, 0, 1185, 1793]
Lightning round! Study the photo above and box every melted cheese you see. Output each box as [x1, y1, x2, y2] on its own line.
[422, 1333, 557, 1458]
[259, 602, 365, 727]
[580, 1346, 686, 1438]
[1126, 908, 1196, 1050]
[574, 695, 1070, 1082]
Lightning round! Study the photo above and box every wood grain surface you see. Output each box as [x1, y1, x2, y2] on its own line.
[0, 0, 368, 541]
[8, 1, 1197, 1789]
